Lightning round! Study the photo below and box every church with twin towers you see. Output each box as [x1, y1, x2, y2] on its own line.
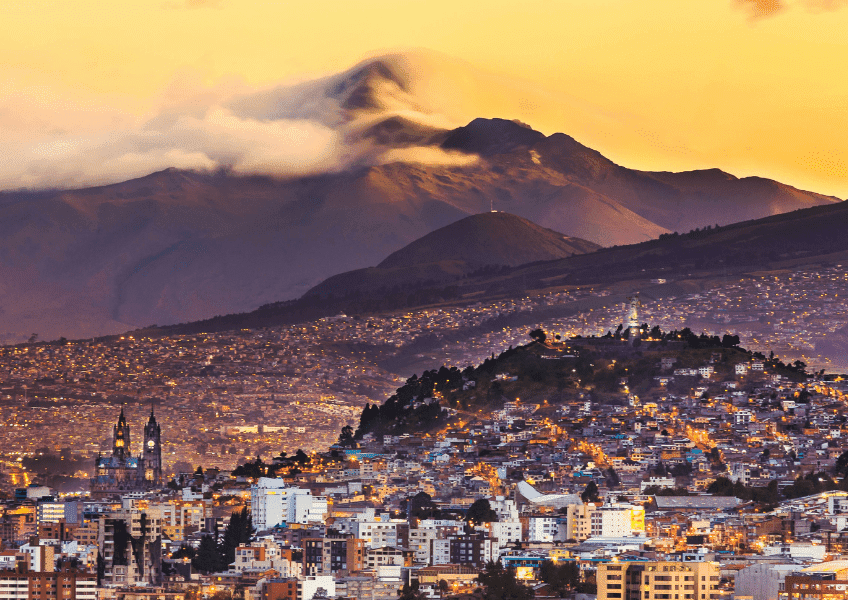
[90, 406, 163, 498]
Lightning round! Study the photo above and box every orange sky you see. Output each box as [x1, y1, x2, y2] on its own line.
[2, 0, 847, 197]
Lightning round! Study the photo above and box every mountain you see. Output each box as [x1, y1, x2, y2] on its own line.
[379, 212, 599, 268]
[0, 53, 839, 342]
[132, 195, 848, 339]
[307, 212, 600, 298]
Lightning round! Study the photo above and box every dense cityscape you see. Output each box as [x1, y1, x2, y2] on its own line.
[0, 265, 847, 600]
[3, 2, 847, 600]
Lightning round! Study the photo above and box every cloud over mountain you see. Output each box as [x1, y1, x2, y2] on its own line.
[2, 51, 558, 190]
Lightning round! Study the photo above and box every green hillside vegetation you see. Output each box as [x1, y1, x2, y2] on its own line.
[351, 326, 812, 440]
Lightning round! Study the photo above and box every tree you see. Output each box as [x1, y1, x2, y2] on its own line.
[172, 544, 196, 560]
[539, 560, 580, 596]
[398, 582, 427, 600]
[466, 499, 499, 525]
[338, 425, 356, 448]
[438, 580, 449, 594]
[478, 561, 534, 600]
[294, 449, 311, 466]
[529, 329, 547, 343]
[581, 481, 600, 503]
[721, 334, 740, 348]
[836, 451, 848, 476]
[406, 492, 439, 520]
[192, 535, 222, 574]
[220, 508, 253, 566]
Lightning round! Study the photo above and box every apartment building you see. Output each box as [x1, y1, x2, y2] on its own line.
[0, 568, 96, 600]
[597, 561, 720, 600]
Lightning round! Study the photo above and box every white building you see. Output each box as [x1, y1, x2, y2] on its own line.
[640, 476, 675, 493]
[527, 517, 559, 542]
[298, 575, 335, 600]
[763, 543, 826, 561]
[407, 528, 438, 564]
[250, 478, 327, 530]
[431, 539, 451, 565]
[353, 521, 399, 549]
[734, 410, 754, 426]
[485, 521, 522, 546]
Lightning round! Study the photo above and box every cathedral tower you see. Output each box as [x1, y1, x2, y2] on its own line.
[143, 406, 162, 484]
[112, 408, 131, 460]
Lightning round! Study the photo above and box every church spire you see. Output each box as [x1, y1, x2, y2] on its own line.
[112, 408, 131, 459]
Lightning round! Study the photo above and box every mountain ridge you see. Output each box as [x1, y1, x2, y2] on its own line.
[0, 54, 839, 341]
[120, 196, 848, 341]
[307, 212, 600, 299]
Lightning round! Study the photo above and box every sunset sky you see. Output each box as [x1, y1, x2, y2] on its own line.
[2, 0, 847, 197]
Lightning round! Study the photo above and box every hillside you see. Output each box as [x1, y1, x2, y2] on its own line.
[0, 54, 838, 342]
[307, 213, 599, 299]
[351, 331, 809, 440]
[127, 196, 848, 339]
[378, 212, 599, 269]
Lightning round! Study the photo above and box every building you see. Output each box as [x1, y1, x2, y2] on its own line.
[0, 567, 96, 600]
[526, 517, 559, 543]
[449, 534, 496, 567]
[251, 479, 327, 531]
[597, 560, 720, 600]
[785, 576, 848, 600]
[90, 409, 163, 498]
[561, 504, 644, 541]
[734, 563, 800, 600]
[298, 576, 335, 600]
[35, 500, 65, 525]
[302, 535, 365, 576]
[258, 578, 298, 600]
[98, 506, 163, 587]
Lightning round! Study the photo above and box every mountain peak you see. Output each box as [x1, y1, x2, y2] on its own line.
[377, 211, 600, 269]
[441, 118, 546, 156]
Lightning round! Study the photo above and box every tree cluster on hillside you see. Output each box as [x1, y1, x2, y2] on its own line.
[231, 450, 311, 479]
[706, 474, 845, 503]
[354, 366, 466, 438]
[603, 325, 740, 350]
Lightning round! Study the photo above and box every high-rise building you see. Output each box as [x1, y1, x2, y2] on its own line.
[97, 506, 163, 587]
[35, 500, 65, 525]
